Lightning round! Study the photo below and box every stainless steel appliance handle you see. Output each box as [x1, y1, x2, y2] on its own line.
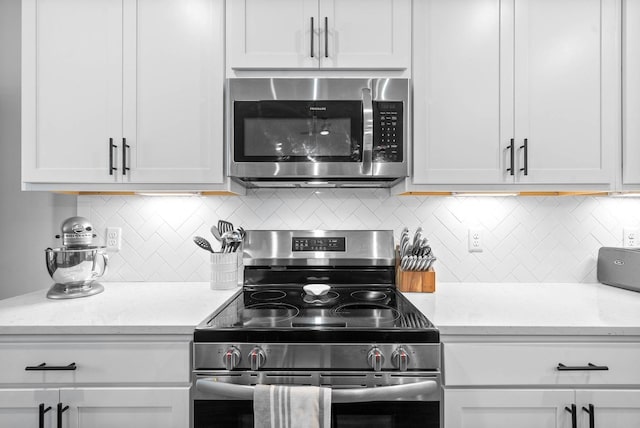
[361, 87, 373, 176]
[196, 379, 437, 403]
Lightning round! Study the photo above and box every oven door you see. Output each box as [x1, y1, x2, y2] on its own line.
[193, 374, 441, 428]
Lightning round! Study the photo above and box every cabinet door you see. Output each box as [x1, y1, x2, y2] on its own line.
[319, 0, 410, 69]
[122, 0, 224, 183]
[623, 0, 640, 185]
[0, 389, 58, 428]
[227, 0, 319, 69]
[22, 0, 123, 183]
[513, 0, 619, 185]
[60, 387, 189, 428]
[576, 390, 640, 427]
[412, 0, 511, 184]
[444, 389, 574, 428]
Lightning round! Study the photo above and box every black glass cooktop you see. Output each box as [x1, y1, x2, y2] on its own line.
[194, 286, 439, 343]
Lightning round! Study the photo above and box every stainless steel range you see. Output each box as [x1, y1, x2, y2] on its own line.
[192, 230, 441, 427]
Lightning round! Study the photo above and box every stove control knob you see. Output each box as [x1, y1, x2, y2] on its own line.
[223, 347, 241, 371]
[367, 347, 385, 372]
[249, 347, 266, 371]
[392, 347, 410, 371]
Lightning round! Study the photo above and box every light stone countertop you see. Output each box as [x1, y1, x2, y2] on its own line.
[0, 282, 238, 335]
[405, 282, 640, 337]
[2, 282, 640, 337]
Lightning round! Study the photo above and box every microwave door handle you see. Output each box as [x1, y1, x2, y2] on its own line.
[361, 87, 374, 176]
[195, 379, 437, 403]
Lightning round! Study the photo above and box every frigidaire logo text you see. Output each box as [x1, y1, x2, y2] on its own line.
[309, 107, 327, 111]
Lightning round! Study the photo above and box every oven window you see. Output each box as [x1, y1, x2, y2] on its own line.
[194, 400, 439, 428]
[234, 101, 363, 162]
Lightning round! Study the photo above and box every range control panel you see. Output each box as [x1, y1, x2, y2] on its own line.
[373, 101, 403, 162]
[292, 237, 346, 252]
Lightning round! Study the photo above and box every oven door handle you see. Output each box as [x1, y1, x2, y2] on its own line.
[196, 378, 438, 403]
[361, 87, 374, 176]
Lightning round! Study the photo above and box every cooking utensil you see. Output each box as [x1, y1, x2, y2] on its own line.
[210, 225, 222, 242]
[194, 236, 214, 253]
[218, 220, 234, 235]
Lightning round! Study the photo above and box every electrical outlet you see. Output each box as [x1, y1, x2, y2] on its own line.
[468, 228, 483, 252]
[624, 228, 639, 247]
[106, 227, 122, 251]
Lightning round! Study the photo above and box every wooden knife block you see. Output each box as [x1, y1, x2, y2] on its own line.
[397, 267, 436, 293]
[395, 248, 436, 293]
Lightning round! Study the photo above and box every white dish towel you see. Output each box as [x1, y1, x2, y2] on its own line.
[253, 385, 331, 428]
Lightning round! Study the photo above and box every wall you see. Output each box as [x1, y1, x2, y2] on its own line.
[0, 0, 76, 300]
[78, 190, 634, 284]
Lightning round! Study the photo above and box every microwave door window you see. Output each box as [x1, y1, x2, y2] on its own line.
[243, 117, 358, 161]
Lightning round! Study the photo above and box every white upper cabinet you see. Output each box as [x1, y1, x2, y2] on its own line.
[412, 0, 620, 188]
[226, 0, 411, 70]
[623, 0, 640, 185]
[122, 0, 224, 184]
[22, 0, 225, 186]
[22, 0, 123, 183]
[513, 0, 618, 185]
[412, 0, 504, 185]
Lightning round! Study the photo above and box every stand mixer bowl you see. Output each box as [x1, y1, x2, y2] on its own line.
[45, 246, 108, 299]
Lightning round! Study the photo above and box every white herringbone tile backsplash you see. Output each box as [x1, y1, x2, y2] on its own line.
[77, 190, 640, 283]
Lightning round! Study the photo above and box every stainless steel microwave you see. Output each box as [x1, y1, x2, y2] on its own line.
[227, 78, 409, 188]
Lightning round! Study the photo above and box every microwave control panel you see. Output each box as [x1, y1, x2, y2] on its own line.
[373, 101, 403, 162]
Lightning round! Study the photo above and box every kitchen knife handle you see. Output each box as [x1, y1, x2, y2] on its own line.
[557, 363, 609, 371]
[310, 17, 315, 58]
[109, 138, 118, 175]
[565, 404, 577, 428]
[324, 17, 329, 58]
[57, 403, 69, 428]
[582, 404, 595, 428]
[39, 403, 52, 428]
[122, 137, 130, 175]
[520, 138, 528, 175]
[506, 138, 515, 175]
[26, 362, 77, 371]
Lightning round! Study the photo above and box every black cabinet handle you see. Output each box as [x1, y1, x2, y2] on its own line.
[39, 403, 52, 428]
[57, 403, 69, 428]
[324, 17, 329, 58]
[122, 137, 130, 176]
[26, 362, 77, 371]
[519, 138, 528, 175]
[506, 138, 515, 175]
[109, 138, 118, 175]
[310, 17, 315, 58]
[557, 363, 609, 371]
[582, 403, 595, 428]
[565, 404, 577, 428]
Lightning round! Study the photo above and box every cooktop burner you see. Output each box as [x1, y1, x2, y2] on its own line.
[196, 285, 438, 343]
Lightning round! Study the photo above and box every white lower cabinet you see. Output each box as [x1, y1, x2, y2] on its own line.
[0, 387, 188, 428]
[0, 389, 58, 427]
[445, 389, 573, 428]
[61, 387, 189, 428]
[443, 342, 640, 428]
[445, 389, 640, 428]
[0, 338, 191, 428]
[576, 390, 640, 427]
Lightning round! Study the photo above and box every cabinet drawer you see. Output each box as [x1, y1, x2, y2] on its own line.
[0, 342, 190, 385]
[444, 343, 640, 386]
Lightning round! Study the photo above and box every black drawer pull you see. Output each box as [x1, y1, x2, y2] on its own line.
[39, 403, 52, 428]
[26, 362, 77, 371]
[557, 362, 609, 371]
[505, 138, 515, 175]
[582, 404, 595, 428]
[565, 404, 577, 428]
[57, 403, 69, 428]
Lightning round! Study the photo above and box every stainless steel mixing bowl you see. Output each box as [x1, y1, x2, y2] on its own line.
[45, 246, 108, 288]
